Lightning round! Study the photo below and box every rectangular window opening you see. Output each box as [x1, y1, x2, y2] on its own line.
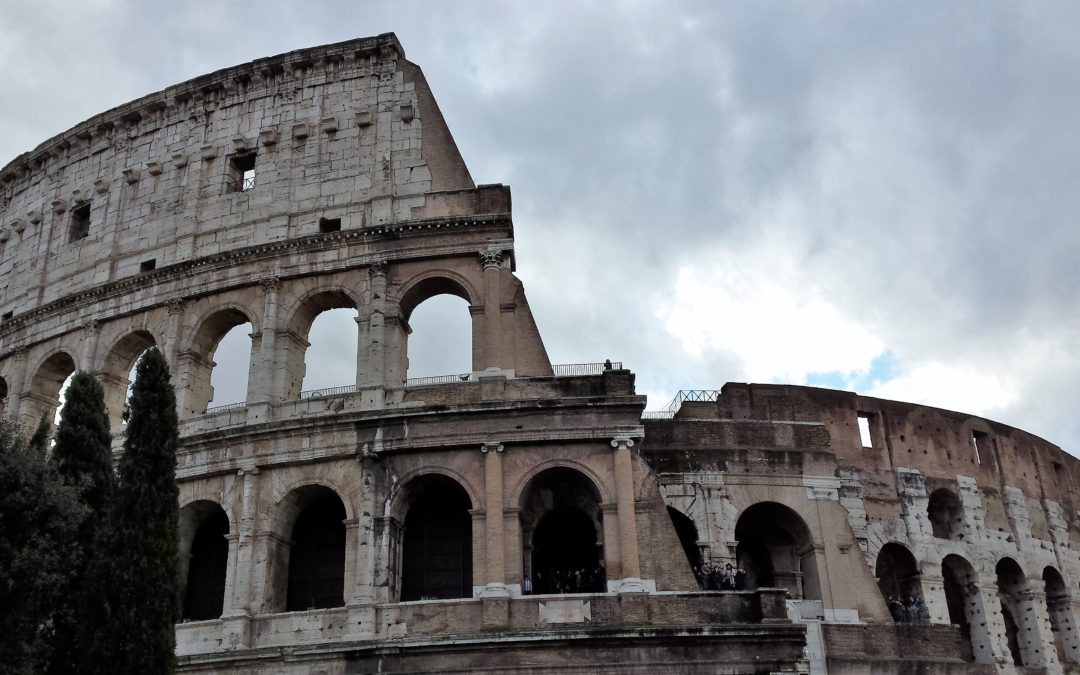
[857, 412, 874, 448]
[69, 202, 91, 242]
[140, 259, 156, 273]
[971, 430, 988, 465]
[319, 217, 341, 233]
[1, 311, 12, 322]
[228, 153, 256, 192]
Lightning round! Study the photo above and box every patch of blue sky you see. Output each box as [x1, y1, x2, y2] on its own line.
[803, 351, 898, 394]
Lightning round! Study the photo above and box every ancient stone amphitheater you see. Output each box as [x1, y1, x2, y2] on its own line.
[2, 33, 1078, 674]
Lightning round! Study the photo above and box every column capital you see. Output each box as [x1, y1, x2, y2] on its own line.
[611, 425, 643, 449]
[481, 442, 504, 454]
[479, 248, 505, 270]
[166, 296, 187, 315]
[259, 275, 281, 291]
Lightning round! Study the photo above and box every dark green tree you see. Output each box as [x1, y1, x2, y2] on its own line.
[47, 373, 114, 674]
[0, 421, 84, 675]
[86, 348, 180, 674]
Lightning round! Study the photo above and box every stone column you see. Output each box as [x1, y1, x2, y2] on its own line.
[611, 433, 645, 592]
[246, 277, 280, 423]
[6, 347, 29, 422]
[970, 578, 1010, 665]
[480, 442, 509, 597]
[79, 319, 99, 373]
[479, 249, 504, 370]
[1057, 597, 1080, 664]
[359, 261, 388, 401]
[1018, 585, 1057, 668]
[222, 466, 259, 648]
[919, 564, 950, 625]
[164, 297, 186, 372]
[345, 454, 379, 638]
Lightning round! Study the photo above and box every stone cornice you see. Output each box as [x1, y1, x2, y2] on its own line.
[0, 211, 511, 353]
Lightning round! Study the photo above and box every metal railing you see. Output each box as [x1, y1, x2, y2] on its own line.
[552, 361, 622, 377]
[205, 401, 246, 414]
[405, 373, 472, 386]
[299, 384, 357, 399]
[641, 411, 676, 420]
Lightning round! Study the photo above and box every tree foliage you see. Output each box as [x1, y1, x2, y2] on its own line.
[0, 421, 84, 675]
[47, 373, 113, 674]
[85, 348, 180, 674]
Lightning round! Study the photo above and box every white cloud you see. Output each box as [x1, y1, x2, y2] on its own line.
[866, 362, 1018, 417]
[655, 248, 885, 384]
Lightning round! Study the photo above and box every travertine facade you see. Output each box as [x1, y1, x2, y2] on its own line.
[2, 34, 1078, 674]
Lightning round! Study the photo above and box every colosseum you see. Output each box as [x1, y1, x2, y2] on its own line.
[2, 33, 1079, 674]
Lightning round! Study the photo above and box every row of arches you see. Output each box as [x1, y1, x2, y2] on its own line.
[874, 543, 1077, 666]
[0, 285, 475, 428]
[178, 466, 609, 620]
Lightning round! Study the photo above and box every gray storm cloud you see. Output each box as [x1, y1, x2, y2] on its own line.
[5, 1, 1079, 452]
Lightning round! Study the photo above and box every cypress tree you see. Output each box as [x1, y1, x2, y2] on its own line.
[89, 348, 179, 674]
[0, 421, 83, 675]
[47, 373, 114, 675]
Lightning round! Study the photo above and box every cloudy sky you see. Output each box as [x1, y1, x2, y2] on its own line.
[4, 1, 1080, 454]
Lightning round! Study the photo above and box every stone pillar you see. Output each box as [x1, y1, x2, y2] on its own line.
[1018, 585, 1057, 668]
[970, 578, 1010, 665]
[359, 261, 388, 399]
[164, 297, 186, 371]
[345, 454, 379, 638]
[919, 565, 951, 625]
[222, 467, 259, 648]
[480, 442, 509, 598]
[479, 250, 504, 370]
[5, 347, 29, 422]
[79, 319, 99, 373]
[250, 277, 280, 407]
[611, 434, 645, 592]
[1057, 597, 1080, 664]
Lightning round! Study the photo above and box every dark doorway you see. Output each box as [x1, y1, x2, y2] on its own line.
[400, 476, 472, 601]
[734, 502, 815, 598]
[667, 506, 702, 571]
[927, 488, 963, 540]
[875, 542, 922, 617]
[286, 494, 346, 611]
[182, 509, 229, 621]
[531, 507, 605, 594]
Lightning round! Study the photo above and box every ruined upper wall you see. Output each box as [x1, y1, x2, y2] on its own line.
[0, 33, 481, 322]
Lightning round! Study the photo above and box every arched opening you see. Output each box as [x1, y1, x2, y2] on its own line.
[285, 291, 359, 400]
[406, 295, 472, 380]
[399, 276, 474, 384]
[874, 543, 922, 622]
[399, 474, 473, 601]
[734, 502, 818, 599]
[101, 331, 157, 431]
[996, 557, 1031, 666]
[0, 375, 8, 418]
[667, 506, 702, 574]
[178, 501, 229, 621]
[29, 352, 76, 429]
[941, 554, 978, 663]
[1043, 566, 1071, 665]
[927, 488, 964, 540]
[282, 487, 346, 612]
[520, 467, 605, 595]
[186, 308, 253, 415]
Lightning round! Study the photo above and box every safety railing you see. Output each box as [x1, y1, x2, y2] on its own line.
[204, 401, 246, 414]
[551, 361, 622, 377]
[299, 384, 357, 399]
[405, 373, 472, 386]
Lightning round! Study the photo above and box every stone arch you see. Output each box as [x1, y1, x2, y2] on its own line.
[519, 466, 606, 594]
[271, 484, 348, 613]
[282, 288, 362, 400]
[182, 306, 257, 416]
[874, 542, 923, 621]
[734, 501, 819, 600]
[927, 488, 964, 540]
[0, 374, 8, 418]
[178, 500, 230, 621]
[26, 349, 78, 425]
[1043, 566, 1075, 665]
[388, 466, 480, 522]
[397, 270, 478, 321]
[396, 473, 474, 601]
[99, 330, 158, 431]
[666, 506, 702, 575]
[397, 271, 478, 380]
[511, 459, 614, 508]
